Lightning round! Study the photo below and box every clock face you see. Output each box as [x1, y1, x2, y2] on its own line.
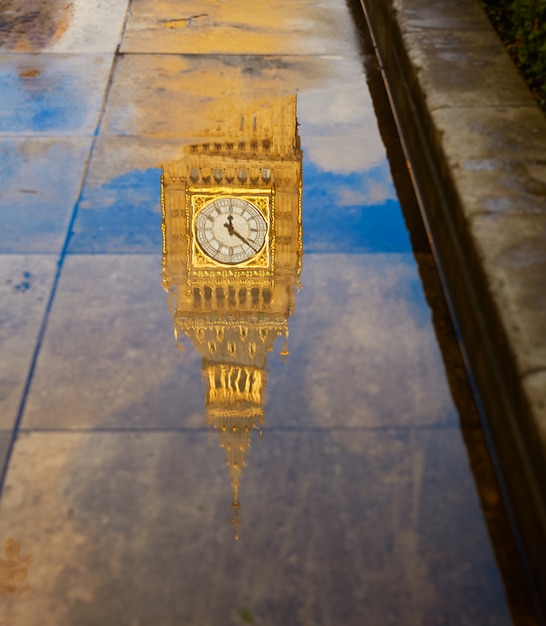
[195, 197, 268, 265]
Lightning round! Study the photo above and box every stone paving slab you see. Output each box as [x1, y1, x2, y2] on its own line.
[21, 255, 205, 431]
[0, 0, 129, 54]
[0, 53, 113, 136]
[121, 0, 359, 55]
[101, 54, 309, 137]
[431, 106, 546, 220]
[468, 214, 546, 376]
[0, 138, 92, 253]
[267, 252, 464, 429]
[100, 54, 376, 138]
[394, 0, 490, 31]
[359, 0, 546, 608]
[21, 253, 460, 431]
[405, 30, 532, 109]
[0, 429, 512, 626]
[0, 255, 57, 429]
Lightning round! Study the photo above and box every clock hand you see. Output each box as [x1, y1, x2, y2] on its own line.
[223, 214, 235, 236]
[231, 228, 259, 253]
[223, 214, 259, 253]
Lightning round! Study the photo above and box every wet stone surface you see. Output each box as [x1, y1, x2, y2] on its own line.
[0, 255, 57, 429]
[432, 106, 546, 218]
[0, 53, 112, 135]
[406, 29, 531, 110]
[0, 429, 512, 625]
[0, 138, 92, 253]
[0, 0, 538, 623]
[396, 0, 491, 32]
[0, 0, 78, 52]
[469, 214, 546, 375]
[22, 254, 457, 430]
[121, 0, 360, 55]
[0, 0, 129, 53]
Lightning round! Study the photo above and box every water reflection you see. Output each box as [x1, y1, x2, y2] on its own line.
[161, 96, 302, 537]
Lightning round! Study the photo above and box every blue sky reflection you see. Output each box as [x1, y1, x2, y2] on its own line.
[302, 159, 412, 253]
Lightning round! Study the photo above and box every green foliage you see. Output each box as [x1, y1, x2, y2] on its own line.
[237, 607, 255, 624]
[481, 0, 546, 108]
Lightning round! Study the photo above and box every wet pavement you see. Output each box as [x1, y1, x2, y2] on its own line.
[0, 0, 540, 624]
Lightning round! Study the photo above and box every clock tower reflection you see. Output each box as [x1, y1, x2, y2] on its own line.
[161, 95, 303, 538]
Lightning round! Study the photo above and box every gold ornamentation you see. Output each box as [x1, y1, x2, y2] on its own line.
[277, 236, 292, 245]
[176, 318, 288, 333]
[204, 364, 265, 406]
[195, 327, 206, 343]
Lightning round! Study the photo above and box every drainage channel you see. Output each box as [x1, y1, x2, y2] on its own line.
[0, 0, 540, 623]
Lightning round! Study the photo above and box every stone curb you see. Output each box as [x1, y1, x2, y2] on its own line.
[358, 0, 546, 612]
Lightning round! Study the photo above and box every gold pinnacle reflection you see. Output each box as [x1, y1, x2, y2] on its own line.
[162, 95, 302, 538]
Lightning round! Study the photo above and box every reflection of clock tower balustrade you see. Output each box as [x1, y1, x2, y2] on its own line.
[188, 285, 277, 313]
[161, 95, 302, 538]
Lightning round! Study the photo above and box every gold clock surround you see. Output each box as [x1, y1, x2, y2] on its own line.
[189, 188, 273, 271]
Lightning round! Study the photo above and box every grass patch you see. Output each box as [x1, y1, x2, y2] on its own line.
[237, 607, 255, 624]
[480, 0, 546, 110]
